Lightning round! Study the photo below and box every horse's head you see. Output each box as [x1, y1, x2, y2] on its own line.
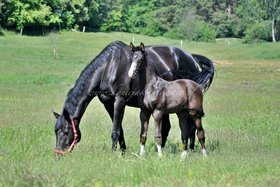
[128, 42, 146, 78]
[53, 109, 80, 156]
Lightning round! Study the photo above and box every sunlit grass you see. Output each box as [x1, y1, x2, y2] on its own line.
[0, 31, 279, 186]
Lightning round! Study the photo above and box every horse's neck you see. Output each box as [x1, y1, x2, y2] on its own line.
[65, 80, 98, 119]
[64, 59, 106, 119]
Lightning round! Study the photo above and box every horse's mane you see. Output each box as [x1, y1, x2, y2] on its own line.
[64, 41, 127, 116]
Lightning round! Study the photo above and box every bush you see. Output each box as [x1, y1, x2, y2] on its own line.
[163, 27, 184, 39]
[243, 21, 271, 43]
[0, 29, 4, 36]
[192, 21, 217, 42]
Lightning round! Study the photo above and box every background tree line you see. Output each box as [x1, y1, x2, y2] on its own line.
[0, 0, 279, 42]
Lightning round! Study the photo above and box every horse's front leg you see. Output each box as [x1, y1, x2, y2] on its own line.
[177, 111, 190, 160]
[103, 102, 126, 152]
[153, 110, 163, 157]
[111, 96, 126, 151]
[139, 109, 151, 156]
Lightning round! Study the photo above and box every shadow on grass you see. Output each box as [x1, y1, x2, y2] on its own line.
[208, 139, 220, 152]
[0, 30, 5, 36]
[143, 139, 221, 155]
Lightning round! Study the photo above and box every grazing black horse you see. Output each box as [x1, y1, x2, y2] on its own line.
[53, 41, 214, 155]
[128, 43, 206, 159]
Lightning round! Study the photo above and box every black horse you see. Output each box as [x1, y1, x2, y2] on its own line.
[129, 43, 206, 159]
[53, 41, 214, 155]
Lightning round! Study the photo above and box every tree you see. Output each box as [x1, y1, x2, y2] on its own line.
[83, 0, 100, 30]
[0, 0, 3, 29]
[180, 8, 197, 40]
[100, 0, 126, 32]
[6, 0, 29, 35]
[60, 0, 89, 30]
[261, 0, 280, 42]
[5, 0, 61, 35]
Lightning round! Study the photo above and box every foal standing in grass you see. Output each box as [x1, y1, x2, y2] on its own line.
[128, 43, 207, 159]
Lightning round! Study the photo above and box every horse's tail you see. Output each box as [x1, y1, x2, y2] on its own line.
[191, 54, 215, 93]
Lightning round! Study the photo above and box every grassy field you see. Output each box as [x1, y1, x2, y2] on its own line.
[0, 31, 279, 186]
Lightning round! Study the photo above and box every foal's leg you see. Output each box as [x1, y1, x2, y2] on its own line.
[153, 110, 163, 157]
[104, 102, 126, 152]
[188, 116, 196, 151]
[139, 109, 151, 156]
[111, 96, 126, 151]
[177, 111, 190, 160]
[192, 115, 207, 156]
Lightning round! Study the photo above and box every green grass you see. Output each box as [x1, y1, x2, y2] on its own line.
[0, 31, 279, 186]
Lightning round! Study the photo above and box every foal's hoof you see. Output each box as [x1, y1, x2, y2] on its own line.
[140, 145, 145, 157]
[180, 150, 188, 161]
[140, 151, 145, 157]
[201, 149, 207, 157]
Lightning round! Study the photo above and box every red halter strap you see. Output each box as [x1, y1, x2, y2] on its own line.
[54, 117, 78, 155]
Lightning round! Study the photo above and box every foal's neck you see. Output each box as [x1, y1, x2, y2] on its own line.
[144, 62, 161, 89]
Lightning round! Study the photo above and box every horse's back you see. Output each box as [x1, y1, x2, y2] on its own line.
[145, 45, 201, 73]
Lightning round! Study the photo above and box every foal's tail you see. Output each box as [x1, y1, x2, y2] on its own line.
[191, 54, 215, 93]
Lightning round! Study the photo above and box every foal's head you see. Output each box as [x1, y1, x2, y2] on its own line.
[128, 42, 146, 78]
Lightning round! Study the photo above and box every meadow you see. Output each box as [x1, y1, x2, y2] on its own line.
[0, 31, 279, 186]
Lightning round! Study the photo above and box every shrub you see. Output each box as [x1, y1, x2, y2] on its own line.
[192, 21, 217, 42]
[163, 27, 184, 39]
[243, 21, 271, 43]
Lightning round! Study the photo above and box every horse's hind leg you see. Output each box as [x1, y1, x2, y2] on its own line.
[139, 109, 151, 156]
[104, 102, 126, 152]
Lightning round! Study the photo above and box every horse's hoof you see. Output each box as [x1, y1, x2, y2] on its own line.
[180, 150, 188, 161]
[202, 149, 207, 157]
[121, 151, 126, 157]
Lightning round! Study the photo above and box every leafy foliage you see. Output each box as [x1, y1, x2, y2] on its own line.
[244, 21, 272, 43]
[192, 21, 217, 42]
[0, 0, 279, 42]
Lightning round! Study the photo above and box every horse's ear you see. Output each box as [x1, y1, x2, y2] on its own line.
[52, 110, 60, 119]
[140, 42, 145, 51]
[130, 42, 135, 51]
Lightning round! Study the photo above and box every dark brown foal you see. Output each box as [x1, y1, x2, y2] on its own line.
[128, 43, 207, 159]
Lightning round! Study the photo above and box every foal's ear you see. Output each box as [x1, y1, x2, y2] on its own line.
[130, 42, 135, 51]
[52, 110, 60, 119]
[140, 42, 145, 51]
